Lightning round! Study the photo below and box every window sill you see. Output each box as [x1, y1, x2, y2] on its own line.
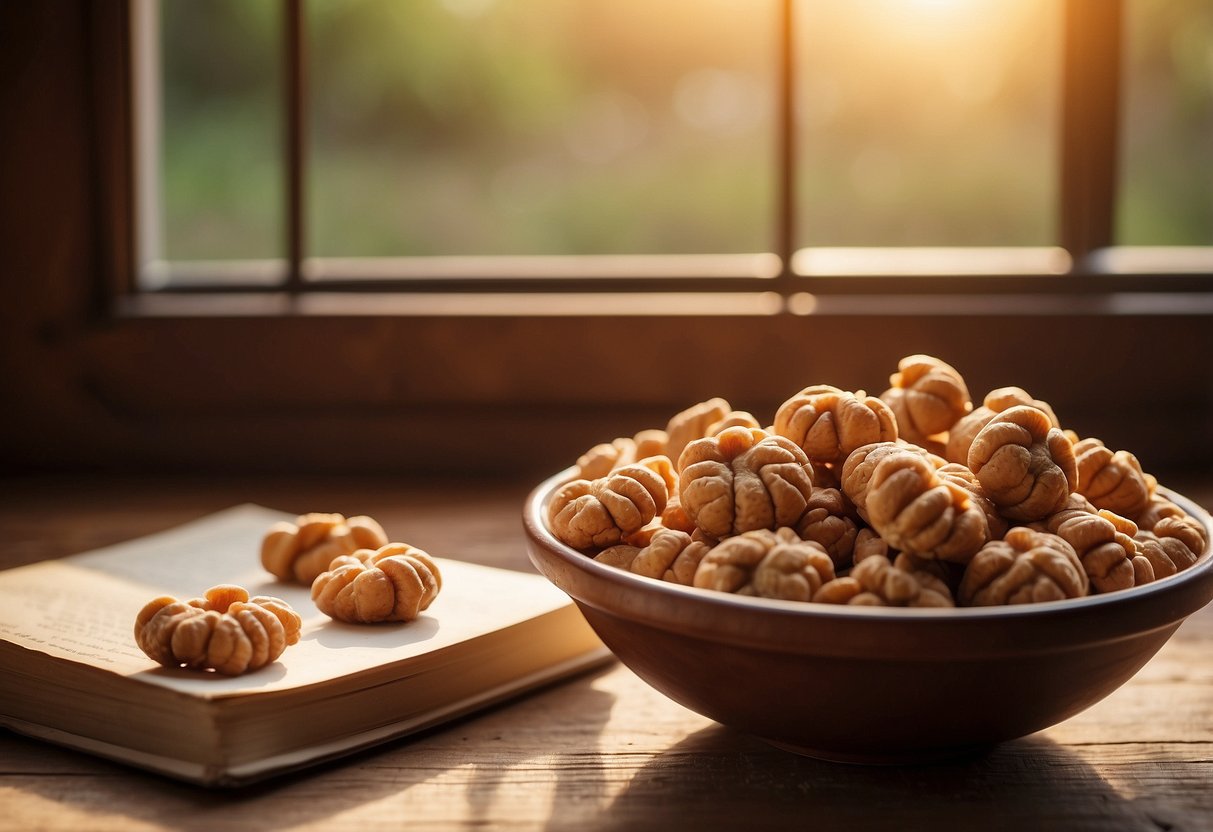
[114, 285, 1213, 320]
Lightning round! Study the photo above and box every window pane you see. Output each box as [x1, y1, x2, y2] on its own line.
[795, 0, 1059, 247]
[308, 0, 776, 257]
[159, 0, 282, 261]
[1119, 0, 1213, 245]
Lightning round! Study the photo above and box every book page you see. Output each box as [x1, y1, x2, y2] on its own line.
[0, 505, 589, 699]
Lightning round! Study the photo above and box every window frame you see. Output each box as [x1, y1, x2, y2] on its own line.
[129, 0, 1213, 297]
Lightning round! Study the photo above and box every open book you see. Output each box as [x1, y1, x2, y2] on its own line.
[0, 505, 609, 786]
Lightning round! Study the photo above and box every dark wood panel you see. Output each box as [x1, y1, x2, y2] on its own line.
[4, 301, 1212, 475]
[21, 309, 1205, 475]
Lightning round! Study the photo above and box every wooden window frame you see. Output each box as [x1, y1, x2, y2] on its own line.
[130, 0, 1213, 295]
[2, 1, 1212, 479]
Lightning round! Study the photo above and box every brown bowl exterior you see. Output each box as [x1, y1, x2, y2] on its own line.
[523, 470, 1213, 763]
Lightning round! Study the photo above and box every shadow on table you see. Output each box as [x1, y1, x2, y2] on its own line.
[594, 724, 1168, 832]
[465, 680, 617, 829]
[2, 663, 619, 831]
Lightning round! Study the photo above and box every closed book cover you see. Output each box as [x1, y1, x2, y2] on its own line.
[0, 505, 609, 786]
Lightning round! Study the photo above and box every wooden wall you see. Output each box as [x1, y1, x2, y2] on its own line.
[2, 2, 1211, 482]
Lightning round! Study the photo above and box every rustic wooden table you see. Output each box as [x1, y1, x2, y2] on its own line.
[1, 474, 1210, 832]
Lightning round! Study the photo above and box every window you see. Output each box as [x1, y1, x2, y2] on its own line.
[1110, 0, 1213, 276]
[795, 0, 1058, 249]
[135, 0, 781, 290]
[134, 0, 1213, 294]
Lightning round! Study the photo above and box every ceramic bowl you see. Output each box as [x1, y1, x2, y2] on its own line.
[523, 470, 1213, 763]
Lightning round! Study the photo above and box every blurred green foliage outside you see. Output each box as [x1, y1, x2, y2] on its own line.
[157, 0, 1212, 263]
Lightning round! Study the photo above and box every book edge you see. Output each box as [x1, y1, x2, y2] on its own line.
[2, 646, 614, 787]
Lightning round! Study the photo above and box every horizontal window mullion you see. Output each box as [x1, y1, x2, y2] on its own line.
[305, 253, 781, 283]
[140, 252, 1213, 295]
[148, 276, 780, 296]
[796, 274, 1213, 297]
[114, 291, 787, 318]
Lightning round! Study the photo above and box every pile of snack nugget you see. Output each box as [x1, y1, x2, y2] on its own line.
[545, 355, 1208, 607]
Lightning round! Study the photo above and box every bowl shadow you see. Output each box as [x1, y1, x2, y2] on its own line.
[595, 725, 1161, 832]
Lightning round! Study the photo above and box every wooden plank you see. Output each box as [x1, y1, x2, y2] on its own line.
[1, 662, 1210, 831]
